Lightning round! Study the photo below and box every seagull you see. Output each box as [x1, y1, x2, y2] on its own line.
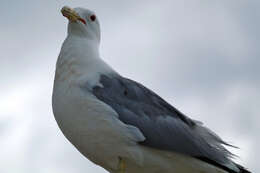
[52, 6, 251, 173]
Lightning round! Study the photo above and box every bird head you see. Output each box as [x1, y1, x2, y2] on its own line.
[61, 6, 101, 43]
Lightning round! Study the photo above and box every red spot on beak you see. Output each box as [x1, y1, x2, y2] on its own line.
[78, 18, 86, 25]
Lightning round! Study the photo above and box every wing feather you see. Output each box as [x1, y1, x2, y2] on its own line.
[91, 74, 239, 172]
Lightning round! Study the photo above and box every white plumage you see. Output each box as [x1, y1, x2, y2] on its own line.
[52, 6, 250, 173]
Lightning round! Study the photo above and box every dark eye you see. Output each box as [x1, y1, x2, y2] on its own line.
[90, 15, 96, 21]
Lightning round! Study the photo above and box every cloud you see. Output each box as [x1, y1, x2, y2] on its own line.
[0, 0, 258, 172]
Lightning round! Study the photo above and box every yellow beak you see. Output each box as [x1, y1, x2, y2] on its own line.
[61, 6, 81, 22]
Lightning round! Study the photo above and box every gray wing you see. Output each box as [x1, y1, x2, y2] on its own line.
[91, 74, 237, 172]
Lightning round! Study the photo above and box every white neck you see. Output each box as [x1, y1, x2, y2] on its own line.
[63, 35, 99, 58]
[55, 35, 116, 87]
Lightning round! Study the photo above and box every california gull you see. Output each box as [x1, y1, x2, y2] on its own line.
[52, 6, 251, 173]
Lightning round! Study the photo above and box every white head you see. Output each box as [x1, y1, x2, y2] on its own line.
[61, 6, 101, 43]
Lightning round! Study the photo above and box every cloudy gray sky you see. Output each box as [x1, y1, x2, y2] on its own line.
[1, 0, 259, 172]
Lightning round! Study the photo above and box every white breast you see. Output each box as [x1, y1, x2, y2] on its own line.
[52, 36, 143, 170]
[52, 36, 229, 173]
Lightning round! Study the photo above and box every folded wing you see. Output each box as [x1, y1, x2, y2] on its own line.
[92, 74, 241, 173]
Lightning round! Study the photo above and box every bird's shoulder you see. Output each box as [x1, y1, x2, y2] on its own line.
[92, 74, 195, 127]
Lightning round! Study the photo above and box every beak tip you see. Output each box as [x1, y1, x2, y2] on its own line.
[61, 6, 69, 14]
[61, 6, 80, 22]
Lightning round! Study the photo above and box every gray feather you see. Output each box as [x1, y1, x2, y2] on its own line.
[91, 74, 239, 172]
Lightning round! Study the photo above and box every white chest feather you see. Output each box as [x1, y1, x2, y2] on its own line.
[52, 36, 142, 169]
[52, 36, 229, 173]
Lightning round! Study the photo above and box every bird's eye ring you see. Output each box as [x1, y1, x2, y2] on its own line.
[90, 15, 96, 21]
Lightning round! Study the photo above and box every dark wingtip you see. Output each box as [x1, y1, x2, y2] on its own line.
[236, 164, 251, 173]
[195, 157, 251, 173]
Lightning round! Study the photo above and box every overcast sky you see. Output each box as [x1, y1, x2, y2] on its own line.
[1, 0, 259, 172]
